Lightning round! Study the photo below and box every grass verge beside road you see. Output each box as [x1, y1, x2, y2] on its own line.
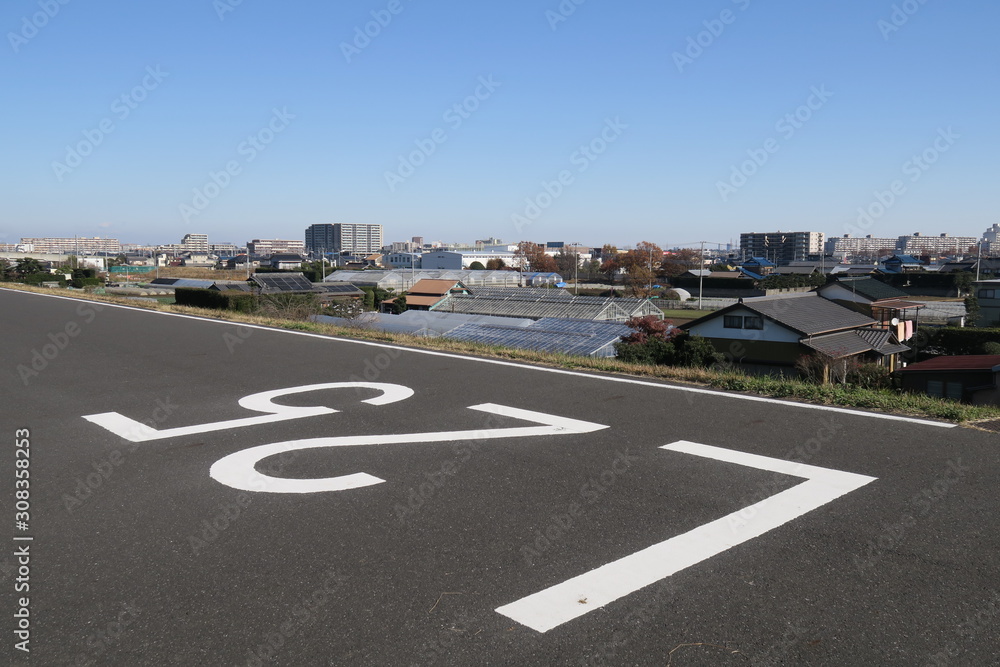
[4, 283, 999, 426]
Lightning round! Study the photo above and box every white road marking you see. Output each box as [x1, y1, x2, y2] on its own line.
[209, 403, 609, 493]
[5, 288, 955, 429]
[495, 441, 877, 633]
[83, 382, 413, 442]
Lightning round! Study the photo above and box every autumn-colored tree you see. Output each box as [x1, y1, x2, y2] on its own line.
[553, 248, 580, 276]
[615, 316, 722, 367]
[661, 248, 702, 278]
[485, 257, 507, 270]
[514, 242, 558, 273]
[620, 241, 663, 297]
[599, 244, 620, 282]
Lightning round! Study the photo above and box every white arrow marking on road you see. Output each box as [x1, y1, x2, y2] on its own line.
[496, 441, 877, 633]
[82, 382, 414, 443]
[209, 404, 609, 493]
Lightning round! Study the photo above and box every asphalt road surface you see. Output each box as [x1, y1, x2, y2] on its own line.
[2, 288, 999, 666]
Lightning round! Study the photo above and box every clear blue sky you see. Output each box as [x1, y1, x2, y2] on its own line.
[2, 0, 997, 249]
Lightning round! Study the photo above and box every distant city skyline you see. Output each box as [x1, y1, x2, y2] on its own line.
[2, 2, 998, 247]
[8, 226, 996, 254]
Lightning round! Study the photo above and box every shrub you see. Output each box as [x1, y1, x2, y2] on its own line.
[614, 317, 721, 367]
[981, 342, 1000, 355]
[847, 363, 892, 390]
[928, 327, 1000, 355]
[175, 287, 256, 313]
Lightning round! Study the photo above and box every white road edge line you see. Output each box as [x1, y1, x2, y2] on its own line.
[494, 441, 878, 633]
[1, 288, 956, 428]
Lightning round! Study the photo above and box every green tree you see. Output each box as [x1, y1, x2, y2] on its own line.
[388, 294, 408, 314]
[952, 271, 973, 297]
[15, 257, 43, 278]
[468, 261, 486, 271]
[0, 259, 13, 281]
[964, 295, 981, 327]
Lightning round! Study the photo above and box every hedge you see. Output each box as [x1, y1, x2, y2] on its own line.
[928, 327, 1000, 355]
[175, 287, 257, 313]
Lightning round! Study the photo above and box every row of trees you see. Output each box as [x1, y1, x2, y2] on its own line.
[0, 257, 46, 280]
[509, 241, 705, 296]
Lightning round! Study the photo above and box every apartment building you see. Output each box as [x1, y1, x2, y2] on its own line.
[740, 231, 825, 263]
[306, 223, 383, 255]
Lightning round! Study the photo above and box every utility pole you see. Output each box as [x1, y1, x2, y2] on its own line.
[647, 245, 653, 295]
[698, 240, 705, 310]
[976, 240, 983, 283]
[575, 247, 579, 295]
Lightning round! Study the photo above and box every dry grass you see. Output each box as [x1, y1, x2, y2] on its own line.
[4, 282, 999, 424]
[126, 267, 250, 281]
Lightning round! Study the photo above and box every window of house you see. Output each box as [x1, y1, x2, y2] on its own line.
[945, 382, 963, 401]
[926, 380, 943, 397]
[744, 316, 763, 330]
[978, 289, 996, 299]
[724, 315, 743, 329]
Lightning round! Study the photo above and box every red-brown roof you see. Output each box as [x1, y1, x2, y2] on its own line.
[899, 355, 1000, 372]
[409, 279, 464, 296]
[405, 295, 447, 308]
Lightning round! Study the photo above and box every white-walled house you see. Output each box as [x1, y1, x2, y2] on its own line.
[681, 293, 909, 377]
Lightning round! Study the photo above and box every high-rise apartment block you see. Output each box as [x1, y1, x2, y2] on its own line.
[739, 231, 825, 263]
[897, 233, 978, 255]
[180, 233, 209, 254]
[825, 235, 897, 257]
[19, 237, 121, 254]
[247, 239, 306, 255]
[305, 223, 383, 255]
